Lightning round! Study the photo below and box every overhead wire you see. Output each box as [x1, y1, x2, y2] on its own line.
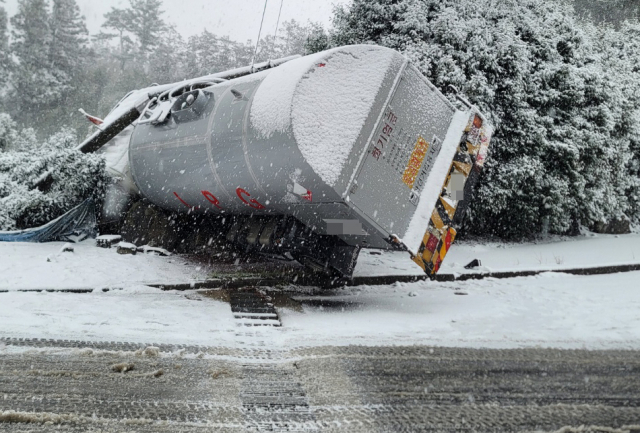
[272, 0, 284, 58]
[250, 0, 269, 72]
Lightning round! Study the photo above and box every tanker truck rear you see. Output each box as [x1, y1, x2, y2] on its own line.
[87, 45, 492, 279]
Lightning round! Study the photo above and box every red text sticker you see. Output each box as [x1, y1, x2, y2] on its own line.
[236, 188, 266, 210]
[174, 192, 198, 209]
[201, 190, 223, 209]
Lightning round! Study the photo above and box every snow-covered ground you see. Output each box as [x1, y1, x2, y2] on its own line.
[0, 286, 238, 346]
[1, 233, 639, 351]
[282, 271, 640, 350]
[0, 271, 639, 350]
[2, 232, 637, 290]
[0, 240, 207, 290]
[356, 232, 640, 276]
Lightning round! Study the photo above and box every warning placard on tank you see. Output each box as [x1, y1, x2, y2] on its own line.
[412, 136, 441, 195]
[402, 136, 429, 188]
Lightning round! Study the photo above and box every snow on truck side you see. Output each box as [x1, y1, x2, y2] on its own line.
[79, 45, 492, 278]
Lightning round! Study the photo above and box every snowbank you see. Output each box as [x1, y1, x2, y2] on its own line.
[444, 232, 640, 274]
[355, 232, 640, 277]
[0, 240, 206, 290]
[1, 233, 639, 350]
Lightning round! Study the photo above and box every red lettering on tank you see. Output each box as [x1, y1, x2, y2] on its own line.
[173, 192, 198, 209]
[236, 187, 265, 210]
[201, 190, 222, 209]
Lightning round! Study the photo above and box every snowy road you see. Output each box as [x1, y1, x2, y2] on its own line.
[1, 338, 640, 432]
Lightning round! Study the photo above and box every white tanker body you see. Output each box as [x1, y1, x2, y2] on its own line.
[91, 45, 492, 277]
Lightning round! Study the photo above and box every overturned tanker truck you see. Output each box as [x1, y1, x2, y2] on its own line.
[80, 45, 492, 280]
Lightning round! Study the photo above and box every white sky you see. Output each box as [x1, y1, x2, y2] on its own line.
[3, 0, 348, 41]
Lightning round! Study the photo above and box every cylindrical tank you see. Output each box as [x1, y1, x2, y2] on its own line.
[129, 45, 406, 247]
[129, 44, 466, 251]
[130, 45, 402, 208]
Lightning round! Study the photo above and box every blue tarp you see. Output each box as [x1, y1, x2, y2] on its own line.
[0, 199, 97, 243]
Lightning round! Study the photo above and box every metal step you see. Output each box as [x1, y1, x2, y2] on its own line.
[230, 290, 282, 327]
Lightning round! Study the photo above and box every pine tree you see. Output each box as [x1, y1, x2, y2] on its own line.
[279, 20, 308, 56]
[304, 22, 329, 54]
[215, 36, 243, 70]
[0, 4, 9, 90]
[99, 0, 166, 69]
[0, 113, 18, 152]
[126, 0, 166, 56]
[184, 31, 254, 76]
[574, 0, 640, 26]
[148, 26, 185, 83]
[49, 0, 88, 87]
[253, 20, 328, 61]
[185, 30, 220, 76]
[234, 40, 254, 67]
[595, 21, 640, 221]
[10, 0, 62, 111]
[100, 7, 134, 71]
[253, 34, 277, 62]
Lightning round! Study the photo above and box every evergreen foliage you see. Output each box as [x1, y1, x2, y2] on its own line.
[100, 7, 134, 71]
[0, 113, 18, 152]
[49, 0, 89, 85]
[0, 124, 106, 231]
[184, 30, 252, 77]
[304, 21, 330, 54]
[126, 0, 166, 55]
[3, 0, 637, 240]
[147, 26, 185, 83]
[7, 0, 90, 136]
[0, 5, 9, 89]
[574, 0, 640, 26]
[100, 0, 167, 61]
[10, 0, 60, 110]
[331, 0, 640, 238]
[596, 21, 640, 220]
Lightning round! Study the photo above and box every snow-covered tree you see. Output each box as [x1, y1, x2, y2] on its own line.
[594, 21, 640, 221]
[0, 113, 18, 152]
[253, 20, 328, 61]
[100, 7, 135, 71]
[148, 25, 186, 83]
[0, 128, 106, 230]
[186, 30, 226, 76]
[304, 22, 330, 54]
[97, 0, 166, 72]
[123, 0, 166, 56]
[331, 0, 639, 238]
[184, 31, 253, 76]
[0, 4, 9, 90]
[574, 0, 640, 26]
[10, 0, 63, 110]
[49, 0, 88, 87]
